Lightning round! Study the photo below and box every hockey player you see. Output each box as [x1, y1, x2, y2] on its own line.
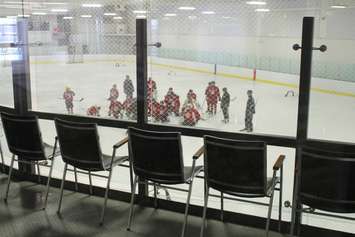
[164, 88, 180, 116]
[63, 87, 75, 114]
[182, 103, 201, 126]
[87, 105, 101, 117]
[123, 75, 135, 99]
[108, 84, 119, 116]
[187, 89, 197, 103]
[205, 81, 220, 115]
[221, 88, 231, 123]
[158, 101, 169, 123]
[241, 90, 256, 132]
[147, 77, 157, 116]
[111, 100, 124, 119]
[123, 97, 137, 120]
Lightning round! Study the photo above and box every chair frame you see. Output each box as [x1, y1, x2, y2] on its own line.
[0, 140, 5, 172]
[1, 113, 59, 209]
[196, 137, 285, 237]
[56, 135, 128, 226]
[126, 128, 203, 237]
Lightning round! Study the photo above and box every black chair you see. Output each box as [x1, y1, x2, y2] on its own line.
[127, 127, 203, 237]
[290, 145, 355, 236]
[0, 140, 5, 172]
[0, 112, 60, 208]
[197, 136, 285, 237]
[54, 119, 129, 225]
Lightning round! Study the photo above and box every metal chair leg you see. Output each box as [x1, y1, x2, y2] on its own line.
[43, 159, 55, 210]
[4, 154, 15, 203]
[37, 162, 41, 183]
[0, 143, 5, 173]
[88, 170, 93, 195]
[266, 188, 276, 237]
[127, 175, 138, 231]
[100, 168, 113, 226]
[221, 192, 224, 222]
[57, 163, 68, 214]
[200, 187, 210, 237]
[74, 167, 78, 191]
[278, 166, 283, 232]
[153, 183, 158, 208]
[297, 206, 303, 237]
[181, 180, 194, 237]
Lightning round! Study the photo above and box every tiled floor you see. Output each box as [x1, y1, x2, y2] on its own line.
[0, 173, 286, 237]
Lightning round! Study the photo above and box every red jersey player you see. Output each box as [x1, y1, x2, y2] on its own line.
[63, 87, 75, 114]
[147, 77, 157, 116]
[205, 81, 220, 115]
[182, 103, 201, 126]
[108, 84, 119, 117]
[87, 105, 101, 117]
[164, 88, 180, 116]
[111, 101, 124, 119]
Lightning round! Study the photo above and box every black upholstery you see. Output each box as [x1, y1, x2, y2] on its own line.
[55, 119, 105, 171]
[204, 135, 267, 197]
[300, 146, 355, 213]
[1, 112, 47, 160]
[128, 127, 187, 184]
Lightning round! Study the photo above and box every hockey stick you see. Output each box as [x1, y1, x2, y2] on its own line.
[58, 97, 84, 102]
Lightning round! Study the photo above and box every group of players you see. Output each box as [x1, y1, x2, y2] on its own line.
[63, 74, 256, 132]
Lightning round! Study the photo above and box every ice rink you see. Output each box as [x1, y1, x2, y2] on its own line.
[1, 54, 355, 233]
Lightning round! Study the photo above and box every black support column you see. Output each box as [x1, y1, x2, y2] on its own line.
[136, 19, 148, 198]
[291, 17, 315, 236]
[12, 18, 35, 175]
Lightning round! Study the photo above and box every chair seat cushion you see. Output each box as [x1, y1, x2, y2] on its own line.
[102, 154, 128, 170]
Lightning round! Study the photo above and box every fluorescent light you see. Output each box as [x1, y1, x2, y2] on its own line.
[164, 13, 177, 17]
[81, 15, 92, 18]
[51, 9, 68, 12]
[6, 15, 17, 18]
[201, 11, 215, 15]
[18, 14, 30, 17]
[32, 12, 47, 15]
[188, 15, 197, 20]
[136, 15, 146, 19]
[82, 4, 102, 8]
[331, 5, 346, 9]
[63, 16, 73, 19]
[246, 1, 267, 5]
[104, 13, 117, 16]
[222, 16, 232, 19]
[113, 16, 122, 20]
[133, 10, 147, 14]
[255, 8, 270, 12]
[178, 6, 196, 10]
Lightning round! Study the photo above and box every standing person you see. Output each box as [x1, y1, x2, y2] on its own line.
[205, 81, 220, 115]
[63, 86, 75, 115]
[123, 75, 135, 99]
[221, 88, 231, 123]
[108, 84, 119, 117]
[147, 77, 157, 116]
[241, 90, 256, 132]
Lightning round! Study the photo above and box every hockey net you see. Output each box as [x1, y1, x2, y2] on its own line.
[67, 44, 84, 64]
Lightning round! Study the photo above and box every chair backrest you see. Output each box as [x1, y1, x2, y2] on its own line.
[204, 136, 267, 197]
[300, 145, 355, 213]
[0, 112, 46, 160]
[55, 119, 104, 171]
[128, 127, 184, 184]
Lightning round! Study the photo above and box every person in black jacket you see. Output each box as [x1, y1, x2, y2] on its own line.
[123, 75, 134, 99]
[221, 87, 230, 123]
[241, 90, 256, 132]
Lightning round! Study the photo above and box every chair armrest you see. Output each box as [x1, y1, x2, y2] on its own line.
[273, 155, 286, 171]
[114, 136, 128, 149]
[193, 146, 204, 160]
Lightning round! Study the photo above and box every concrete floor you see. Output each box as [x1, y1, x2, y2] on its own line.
[0, 174, 288, 237]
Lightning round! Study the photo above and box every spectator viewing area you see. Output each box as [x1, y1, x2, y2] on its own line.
[0, 0, 354, 237]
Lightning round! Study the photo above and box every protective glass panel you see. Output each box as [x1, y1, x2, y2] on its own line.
[146, 0, 311, 137]
[309, 4, 355, 144]
[0, 17, 17, 108]
[27, 0, 141, 121]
